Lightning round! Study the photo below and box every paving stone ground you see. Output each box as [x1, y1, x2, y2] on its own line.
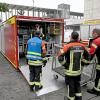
[0, 53, 100, 100]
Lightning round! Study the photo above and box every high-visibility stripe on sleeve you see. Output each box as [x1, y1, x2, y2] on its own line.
[92, 43, 97, 48]
[81, 59, 90, 64]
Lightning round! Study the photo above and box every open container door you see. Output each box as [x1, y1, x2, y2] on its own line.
[16, 16, 65, 96]
[0, 16, 19, 69]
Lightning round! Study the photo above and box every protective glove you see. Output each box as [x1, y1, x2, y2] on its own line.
[58, 55, 66, 66]
[42, 57, 48, 67]
[81, 59, 90, 66]
[58, 55, 64, 62]
[43, 60, 47, 67]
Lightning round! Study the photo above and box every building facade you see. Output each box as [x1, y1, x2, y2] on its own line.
[84, 0, 100, 20]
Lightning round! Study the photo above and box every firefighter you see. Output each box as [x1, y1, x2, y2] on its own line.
[87, 28, 100, 95]
[58, 32, 90, 100]
[26, 31, 46, 91]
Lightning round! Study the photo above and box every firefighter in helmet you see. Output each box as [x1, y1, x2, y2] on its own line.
[87, 28, 100, 95]
[26, 31, 47, 91]
[58, 32, 90, 100]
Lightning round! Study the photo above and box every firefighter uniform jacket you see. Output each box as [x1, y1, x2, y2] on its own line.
[90, 37, 100, 70]
[58, 40, 90, 76]
[27, 37, 46, 66]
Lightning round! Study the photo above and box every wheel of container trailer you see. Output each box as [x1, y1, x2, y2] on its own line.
[53, 74, 58, 79]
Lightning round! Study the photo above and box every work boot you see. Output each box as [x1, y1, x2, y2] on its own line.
[64, 96, 69, 100]
[75, 96, 82, 100]
[87, 88, 100, 96]
[29, 85, 34, 91]
[35, 85, 43, 91]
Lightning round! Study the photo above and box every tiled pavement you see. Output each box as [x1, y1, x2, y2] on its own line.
[0, 53, 100, 100]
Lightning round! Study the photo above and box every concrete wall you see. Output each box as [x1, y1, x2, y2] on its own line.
[58, 3, 70, 19]
[84, 0, 100, 20]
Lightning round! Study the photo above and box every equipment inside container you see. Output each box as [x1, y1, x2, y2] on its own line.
[17, 20, 62, 66]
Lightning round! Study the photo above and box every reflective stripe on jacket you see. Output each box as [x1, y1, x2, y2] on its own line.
[58, 41, 90, 76]
[28, 60, 43, 66]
